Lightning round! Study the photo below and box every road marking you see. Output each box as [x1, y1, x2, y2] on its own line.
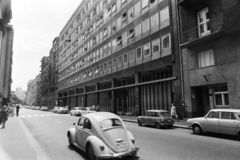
[40, 115, 45, 117]
[27, 115, 32, 117]
[34, 115, 39, 117]
[21, 116, 25, 118]
[55, 120, 62, 124]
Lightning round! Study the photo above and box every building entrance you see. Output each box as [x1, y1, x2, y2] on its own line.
[193, 86, 210, 117]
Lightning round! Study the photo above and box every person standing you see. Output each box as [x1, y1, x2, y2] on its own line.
[171, 103, 179, 121]
[16, 105, 20, 117]
[0, 105, 9, 128]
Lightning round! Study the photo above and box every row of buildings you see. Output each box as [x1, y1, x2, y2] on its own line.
[40, 0, 240, 118]
[0, 0, 13, 107]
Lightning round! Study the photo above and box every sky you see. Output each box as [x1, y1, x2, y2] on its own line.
[10, 0, 81, 91]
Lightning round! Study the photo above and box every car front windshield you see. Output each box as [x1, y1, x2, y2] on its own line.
[159, 112, 170, 117]
[100, 118, 123, 129]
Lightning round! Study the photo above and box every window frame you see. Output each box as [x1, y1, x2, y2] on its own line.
[136, 46, 142, 59]
[161, 33, 171, 50]
[143, 42, 151, 57]
[123, 52, 128, 64]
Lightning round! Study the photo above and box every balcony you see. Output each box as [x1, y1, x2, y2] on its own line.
[180, 15, 224, 47]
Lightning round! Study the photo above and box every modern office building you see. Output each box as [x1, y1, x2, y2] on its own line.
[0, 0, 13, 106]
[57, 0, 183, 117]
[178, 0, 240, 117]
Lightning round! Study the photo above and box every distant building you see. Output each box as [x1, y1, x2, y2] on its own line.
[26, 75, 41, 106]
[0, 0, 13, 107]
[15, 87, 26, 101]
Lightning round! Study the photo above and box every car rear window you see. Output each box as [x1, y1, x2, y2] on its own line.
[100, 119, 123, 129]
[159, 112, 170, 117]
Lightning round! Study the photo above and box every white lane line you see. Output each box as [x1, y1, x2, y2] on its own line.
[34, 115, 38, 117]
[27, 115, 32, 117]
[40, 115, 45, 117]
[21, 116, 25, 118]
[55, 120, 62, 124]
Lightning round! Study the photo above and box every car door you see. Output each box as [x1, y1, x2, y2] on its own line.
[219, 112, 238, 135]
[79, 118, 92, 149]
[202, 111, 220, 133]
[142, 112, 151, 125]
[76, 117, 85, 146]
[150, 112, 158, 125]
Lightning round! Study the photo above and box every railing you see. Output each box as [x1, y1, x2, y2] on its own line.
[181, 16, 223, 44]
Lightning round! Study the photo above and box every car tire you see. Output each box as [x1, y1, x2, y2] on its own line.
[192, 124, 203, 135]
[68, 134, 73, 148]
[87, 144, 98, 160]
[155, 122, 161, 129]
[138, 120, 142, 126]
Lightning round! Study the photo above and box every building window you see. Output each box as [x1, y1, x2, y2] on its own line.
[108, 60, 112, 69]
[160, 6, 169, 23]
[104, 63, 107, 71]
[128, 6, 134, 21]
[142, 18, 149, 33]
[103, 28, 107, 37]
[128, 28, 134, 40]
[123, 53, 128, 64]
[143, 43, 150, 56]
[129, 50, 134, 62]
[152, 38, 160, 53]
[122, 0, 126, 4]
[117, 17, 121, 30]
[134, 1, 141, 15]
[161, 34, 171, 50]
[151, 12, 159, 28]
[112, 58, 117, 67]
[117, 35, 122, 46]
[198, 49, 214, 68]
[214, 84, 229, 106]
[198, 7, 210, 37]
[136, 46, 142, 59]
[122, 12, 127, 23]
[142, 0, 148, 9]
[135, 23, 141, 37]
[117, 56, 122, 66]
[112, 3, 116, 13]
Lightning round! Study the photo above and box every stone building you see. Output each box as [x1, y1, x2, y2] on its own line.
[57, 0, 183, 117]
[0, 0, 13, 106]
[178, 0, 240, 117]
[26, 75, 41, 106]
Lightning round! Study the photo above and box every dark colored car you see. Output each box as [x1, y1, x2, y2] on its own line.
[137, 110, 174, 128]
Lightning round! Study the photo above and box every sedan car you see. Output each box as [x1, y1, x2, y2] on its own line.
[67, 112, 139, 160]
[79, 107, 96, 116]
[70, 107, 83, 116]
[137, 110, 174, 128]
[40, 106, 49, 111]
[57, 107, 68, 114]
[187, 109, 240, 136]
[52, 106, 60, 113]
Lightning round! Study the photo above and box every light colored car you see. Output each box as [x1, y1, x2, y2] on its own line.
[79, 107, 97, 116]
[70, 107, 83, 116]
[40, 106, 49, 111]
[187, 109, 240, 136]
[67, 112, 139, 160]
[57, 107, 68, 114]
[137, 110, 174, 128]
[35, 106, 41, 110]
[52, 106, 60, 113]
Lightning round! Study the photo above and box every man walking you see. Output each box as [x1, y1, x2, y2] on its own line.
[16, 105, 20, 117]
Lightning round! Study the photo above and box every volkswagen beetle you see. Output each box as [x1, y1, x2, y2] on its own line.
[67, 112, 139, 160]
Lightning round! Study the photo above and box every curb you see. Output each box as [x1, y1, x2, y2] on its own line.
[122, 119, 190, 129]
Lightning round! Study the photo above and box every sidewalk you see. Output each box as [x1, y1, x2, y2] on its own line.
[119, 115, 189, 129]
[0, 116, 50, 160]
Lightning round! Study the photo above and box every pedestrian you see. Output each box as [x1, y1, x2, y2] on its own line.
[67, 105, 71, 113]
[171, 103, 179, 121]
[0, 105, 9, 128]
[95, 105, 99, 112]
[16, 105, 20, 117]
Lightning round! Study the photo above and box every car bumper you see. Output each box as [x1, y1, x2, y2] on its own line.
[98, 146, 139, 159]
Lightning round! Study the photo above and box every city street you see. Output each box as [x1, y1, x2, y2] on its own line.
[7, 108, 239, 160]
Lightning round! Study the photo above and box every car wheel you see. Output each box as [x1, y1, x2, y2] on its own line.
[87, 144, 98, 160]
[138, 120, 142, 126]
[192, 124, 203, 135]
[68, 134, 73, 147]
[155, 122, 161, 129]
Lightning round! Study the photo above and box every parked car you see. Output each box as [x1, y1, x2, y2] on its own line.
[40, 106, 49, 111]
[79, 107, 97, 116]
[67, 112, 139, 160]
[57, 107, 68, 114]
[137, 110, 174, 129]
[70, 107, 83, 116]
[52, 106, 60, 113]
[187, 109, 240, 137]
[35, 106, 41, 110]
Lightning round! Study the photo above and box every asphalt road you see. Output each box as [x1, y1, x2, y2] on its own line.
[19, 109, 240, 160]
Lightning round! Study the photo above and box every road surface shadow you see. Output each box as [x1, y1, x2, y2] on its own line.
[190, 132, 240, 141]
